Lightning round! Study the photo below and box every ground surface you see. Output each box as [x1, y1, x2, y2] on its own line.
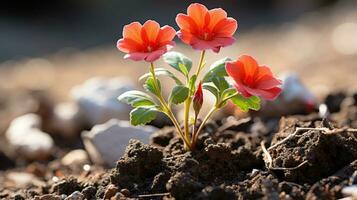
[0, 1, 357, 200]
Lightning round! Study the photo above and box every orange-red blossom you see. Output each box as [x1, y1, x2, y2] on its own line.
[117, 20, 176, 62]
[226, 55, 282, 100]
[176, 3, 237, 53]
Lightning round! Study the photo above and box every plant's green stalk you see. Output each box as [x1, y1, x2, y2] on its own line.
[219, 92, 238, 107]
[195, 50, 206, 75]
[191, 105, 217, 148]
[183, 50, 206, 150]
[150, 63, 192, 149]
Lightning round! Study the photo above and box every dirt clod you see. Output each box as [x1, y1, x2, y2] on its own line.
[269, 117, 357, 184]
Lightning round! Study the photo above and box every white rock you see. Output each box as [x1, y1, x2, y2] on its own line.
[280, 73, 316, 103]
[71, 77, 134, 126]
[342, 185, 357, 197]
[82, 119, 158, 167]
[51, 102, 83, 138]
[61, 149, 89, 166]
[6, 172, 44, 187]
[7, 113, 41, 132]
[6, 113, 54, 160]
[65, 191, 84, 200]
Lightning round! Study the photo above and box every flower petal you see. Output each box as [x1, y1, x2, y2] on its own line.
[117, 38, 145, 53]
[238, 55, 259, 84]
[124, 52, 149, 61]
[123, 22, 143, 44]
[177, 30, 195, 45]
[245, 86, 282, 100]
[226, 61, 244, 84]
[145, 49, 166, 62]
[233, 82, 252, 98]
[213, 17, 237, 37]
[213, 37, 236, 48]
[158, 25, 176, 45]
[255, 78, 282, 90]
[187, 3, 208, 29]
[141, 20, 160, 43]
[207, 8, 227, 30]
[176, 14, 198, 33]
[254, 66, 282, 89]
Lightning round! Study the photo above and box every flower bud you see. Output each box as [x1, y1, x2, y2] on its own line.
[193, 82, 203, 116]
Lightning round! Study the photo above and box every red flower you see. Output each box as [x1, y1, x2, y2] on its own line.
[193, 82, 203, 115]
[117, 20, 176, 62]
[176, 3, 237, 53]
[226, 55, 282, 100]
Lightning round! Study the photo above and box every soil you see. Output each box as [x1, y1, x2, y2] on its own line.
[0, 90, 357, 200]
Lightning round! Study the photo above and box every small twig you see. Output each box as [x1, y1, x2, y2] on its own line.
[261, 141, 308, 171]
[269, 161, 308, 171]
[324, 128, 357, 135]
[261, 141, 273, 169]
[138, 192, 170, 198]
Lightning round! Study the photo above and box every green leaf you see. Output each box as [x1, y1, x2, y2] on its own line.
[118, 90, 156, 107]
[188, 75, 197, 95]
[169, 85, 189, 105]
[211, 76, 229, 92]
[163, 51, 192, 75]
[203, 57, 231, 82]
[221, 88, 237, 99]
[178, 62, 189, 76]
[230, 94, 261, 112]
[139, 68, 183, 85]
[130, 106, 159, 126]
[202, 83, 219, 100]
[144, 77, 161, 96]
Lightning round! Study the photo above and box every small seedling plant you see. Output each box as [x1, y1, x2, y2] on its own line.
[117, 3, 282, 151]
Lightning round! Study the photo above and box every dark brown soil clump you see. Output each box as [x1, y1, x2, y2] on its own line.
[1, 90, 357, 199]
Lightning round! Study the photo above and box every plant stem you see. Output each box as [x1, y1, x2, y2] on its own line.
[191, 106, 217, 148]
[195, 50, 206, 75]
[150, 63, 192, 150]
[183, 50, 206, 150]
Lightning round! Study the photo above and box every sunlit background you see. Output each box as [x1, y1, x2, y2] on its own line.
[1, 0, 357, 94]
[1, 0, 357, 193]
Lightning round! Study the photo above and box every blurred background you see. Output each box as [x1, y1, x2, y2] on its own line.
[1, 0, 357, 192]
[1, 0, 357, 98]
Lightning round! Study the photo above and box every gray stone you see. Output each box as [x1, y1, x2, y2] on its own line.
[342, 185, 357, 198]
[64, 191, 84, 200]
[61, 149, 89, 166]
[71, 77, 134, 126]
[50, 102, 83, 138]
[5, 114, 54, 160]
[82, 119, 158, 167]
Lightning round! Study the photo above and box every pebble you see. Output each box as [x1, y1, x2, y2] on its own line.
[104, 184, 118, 199]
[82, 119, 158, 167]
[120, 189, 130, 197]
[61, 149, 89, 167]
[81, 186, 97, 200]
[5, 172, 43, 188]
[342, 185, 357, 198]
[34, 194, 61, 200]
[64, 191, 84, 200]
[5, 114, 54, 160]
[71, 77, 134, 126]
[50, 102, 83, 138]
